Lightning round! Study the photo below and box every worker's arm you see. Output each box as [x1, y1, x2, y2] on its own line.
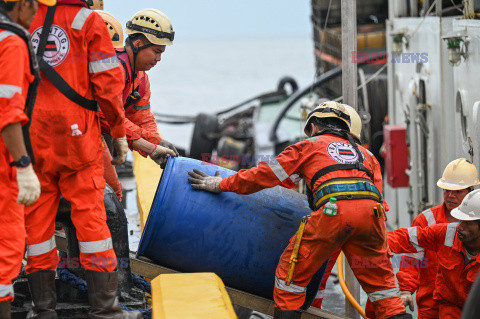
[388, 223, 445, 254]
[86, 12, 125, 139]
[188, 142, 306, 194]
[219, 142, 305, 194]
[396, 215, 428, 294]
[0, 35, 40, 206]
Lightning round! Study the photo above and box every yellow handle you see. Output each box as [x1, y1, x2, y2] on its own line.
[337, 252, 368, 319]
[285, 216, 308, 285]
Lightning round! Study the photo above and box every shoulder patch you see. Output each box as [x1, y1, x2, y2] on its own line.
[327, 142, 361, 164]
[31, 25, 70, 67]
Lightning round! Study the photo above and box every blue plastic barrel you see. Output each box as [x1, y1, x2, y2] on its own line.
[137, 157, 327, 302]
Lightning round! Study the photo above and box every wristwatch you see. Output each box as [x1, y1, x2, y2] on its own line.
[10, 155, 31, 168]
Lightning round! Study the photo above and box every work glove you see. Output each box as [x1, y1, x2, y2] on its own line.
[149, 145, 176, 168]
[400, 291, 414, 311]
[158, 139, 179, 156]
[111, 136, 128, 165]
[16, 165, 41, 206]
[187, 169, 222, 193]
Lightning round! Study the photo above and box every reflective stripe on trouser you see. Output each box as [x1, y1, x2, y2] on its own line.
[311, 248, 341, 309]
[25, 147, 117, 273]
[0, 153, 26, 302]
[274, 199, 406, 319]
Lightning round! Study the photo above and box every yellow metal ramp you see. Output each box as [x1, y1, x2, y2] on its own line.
[152, 273, 237, 319]
[133, 151, 163, 232]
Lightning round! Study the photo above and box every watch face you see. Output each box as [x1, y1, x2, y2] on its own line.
[17, 156, 31, 168]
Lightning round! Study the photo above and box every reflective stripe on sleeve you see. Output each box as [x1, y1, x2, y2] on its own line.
[444, 223, 458, 247]
[71, 7, 93, 30]
[0, 84, 21, 98]
[404, 251, 425, 260]
[79, 237, 113, 254]
[267, 162, 289, 183]
[423, 209, 436, 226]
[288, 174, 302, 184]
[131, 103, 151, 111]
[274, 277, 307, 294]
[407, 227, 423, 252]
[88, 56, 119, 74]
[0, 30, 15, 43]
[27, 235, 56, 257]
[367, 288, 400, 302]
[0, 284, 13, 298]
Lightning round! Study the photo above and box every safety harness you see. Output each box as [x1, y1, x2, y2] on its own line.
[36, 5, 99, 112]
[306, 129, 382, 210]
[0, 10, 40, 163]
[116, 49, 147, 111]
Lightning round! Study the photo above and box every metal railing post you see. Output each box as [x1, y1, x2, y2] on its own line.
[341, 0, 361, 318]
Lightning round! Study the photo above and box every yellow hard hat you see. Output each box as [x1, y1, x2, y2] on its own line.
[125, 9, 174, 46]
[96, 10, 124, 49]
[4, 0, 56, 6]
[304, 101, 352, 136]
[437, 158, 480, 190]
[88, 0, 103, 10]
[342, 105, 362, 140]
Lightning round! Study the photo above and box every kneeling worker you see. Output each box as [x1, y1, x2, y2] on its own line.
[188, 101, 410, 319]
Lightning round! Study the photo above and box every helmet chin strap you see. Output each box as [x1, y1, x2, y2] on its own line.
[126, 36, 155, 98]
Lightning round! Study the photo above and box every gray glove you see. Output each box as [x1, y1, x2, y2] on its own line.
[111, 136, 128, 165]
[149, 145, 176, 168]
[400, 291, 414, 311]
[159, 139, 179, 156]
[188, 169, 222, 193]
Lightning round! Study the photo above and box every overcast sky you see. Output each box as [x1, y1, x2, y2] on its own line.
[105, 0, 312, 40]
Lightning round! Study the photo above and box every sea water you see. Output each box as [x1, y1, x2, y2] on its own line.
[147, 35, 315, 151]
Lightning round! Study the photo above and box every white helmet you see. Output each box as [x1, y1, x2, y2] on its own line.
[437, 158, 480, 190]
[451, 189, 480, 221]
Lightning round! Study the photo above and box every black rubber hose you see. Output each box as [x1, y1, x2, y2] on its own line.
[268, 55, 386, 143]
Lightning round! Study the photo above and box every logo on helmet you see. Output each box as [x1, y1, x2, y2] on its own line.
[31, 25, 70, 67]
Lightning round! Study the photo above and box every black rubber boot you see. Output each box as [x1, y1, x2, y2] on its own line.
[387, 314, 413, 319]
[0, 301, 11, 319]
[273, 307, 302, 319]
[26, 270, 57, 319]
[85, 270, 141, 319]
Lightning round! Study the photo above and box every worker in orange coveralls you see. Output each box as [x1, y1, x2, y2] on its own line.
[0, 0, 54, 315]
[388, 189, 480, 319]
[364, 158, 478, 319]
[98, 9, 178, 200]
[25, 1, 140, 317]
[188, 101, 410, 319]
[311, 105, 363, 310]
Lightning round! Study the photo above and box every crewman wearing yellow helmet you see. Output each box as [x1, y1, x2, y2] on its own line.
[188, 101, 410, 319]
[98, 9, 178, 201]
[388, 158, 479, 319]
[0, 0, 55, 314]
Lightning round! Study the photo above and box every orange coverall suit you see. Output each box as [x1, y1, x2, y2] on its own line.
[396, 204, 449, 318]
[219, 133, 406, 319]
[388, 223, 480, 318]
[25, 4, 126, 274]
[99, 50, 161, 200]
[0, 28, 35, 302]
